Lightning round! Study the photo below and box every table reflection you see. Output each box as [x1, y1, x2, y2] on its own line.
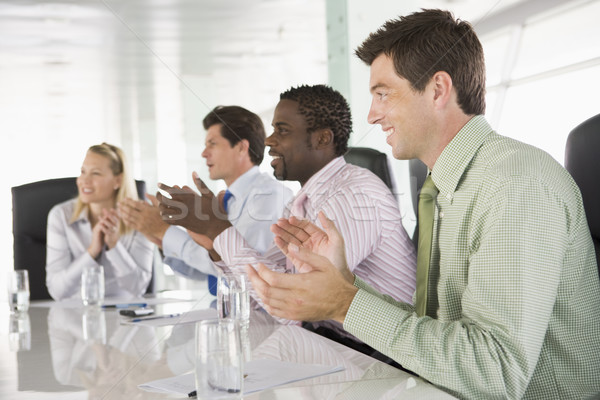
[3, 299, 452, 399]
[47, 305, 169, 398]
[8, 311, 31, 352]
[250, 320, 404, 399]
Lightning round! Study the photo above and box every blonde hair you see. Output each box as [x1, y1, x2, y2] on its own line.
[71, 143, 139, 234]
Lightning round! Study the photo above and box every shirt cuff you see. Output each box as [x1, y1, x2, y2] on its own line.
[344, 276, 414, 346]
[162, 226, 189, 258]
[213, 226, 237, 261]
[344, 287, 376, 333]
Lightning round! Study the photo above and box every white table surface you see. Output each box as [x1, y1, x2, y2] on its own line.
[0, 290, 456, 399]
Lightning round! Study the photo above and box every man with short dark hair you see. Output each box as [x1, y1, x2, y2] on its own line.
[119, 105, 292, 283]
[246, 10, 600, 399]
[158, 85, 417, 361]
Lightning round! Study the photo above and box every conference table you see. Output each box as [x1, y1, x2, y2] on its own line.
[0, 289, 456, 399]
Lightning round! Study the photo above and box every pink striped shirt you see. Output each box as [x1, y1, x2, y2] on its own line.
[214, 157, 416, 338]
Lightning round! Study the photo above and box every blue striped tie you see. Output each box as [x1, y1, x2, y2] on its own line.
[209, 189, 233, 296]
[223, 189, 233, 213]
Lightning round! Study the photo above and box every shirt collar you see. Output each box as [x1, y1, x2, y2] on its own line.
[227, 166, 260, 200]
[71, 205, 90, 225]
[431, 115, 493, 201]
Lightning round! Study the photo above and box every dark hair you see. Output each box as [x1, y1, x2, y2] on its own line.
[355, 9, 486, 115]
[280, 84, 352, 156]
[202, 105, 266, 165]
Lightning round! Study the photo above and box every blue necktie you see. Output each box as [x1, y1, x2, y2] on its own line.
[223, 189, 233, 213]
[209, 189, 233, 296]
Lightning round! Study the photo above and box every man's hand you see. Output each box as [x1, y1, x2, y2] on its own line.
[272, 212, 352, 280]
[156, 172, 231, 240]
[246, 243, 358, 323]
[118, 195, 168, 247]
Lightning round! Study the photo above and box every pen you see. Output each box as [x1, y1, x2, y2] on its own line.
[130, 313, 181, 323]
[189, 375, 247, 397]
[102, 302, 148, 309]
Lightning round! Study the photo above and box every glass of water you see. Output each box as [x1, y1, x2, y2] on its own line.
[217, 273, 249, 327]
[7, 269, 30, 313]
[81, 265, 105, 306]
[195, 318, 243, 399]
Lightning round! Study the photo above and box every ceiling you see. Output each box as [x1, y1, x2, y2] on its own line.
[0, 0, 330, 126]
[0, 0, 531, 124]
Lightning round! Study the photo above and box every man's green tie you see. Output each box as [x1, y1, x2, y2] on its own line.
[415, 174, 438, 317]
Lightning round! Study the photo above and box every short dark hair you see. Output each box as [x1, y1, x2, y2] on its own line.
[355, 9, 486, 115]
[280, 84, 352, 156]
[203, 105, 266, 165]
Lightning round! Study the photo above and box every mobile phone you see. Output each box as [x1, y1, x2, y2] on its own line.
[119, 308, 154, 317]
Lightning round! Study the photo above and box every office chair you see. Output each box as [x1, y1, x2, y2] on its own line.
[564, 113, 600, 276]
[344, 147, 394, 190]
[11, 178, 149, 300]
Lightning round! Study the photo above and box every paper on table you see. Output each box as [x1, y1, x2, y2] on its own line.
[138, 358, 344, 395]
[121, 308, 217, 327]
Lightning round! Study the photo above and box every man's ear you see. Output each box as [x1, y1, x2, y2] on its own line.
[236, 139, 250, 155]
[314, 128, 333, 149]
[431, 71, 453, 109]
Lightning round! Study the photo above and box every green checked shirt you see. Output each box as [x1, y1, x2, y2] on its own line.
[344, 116, 600, 399]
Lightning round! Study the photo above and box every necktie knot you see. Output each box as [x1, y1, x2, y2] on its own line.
[419, 175, 439, 200]
[223, 189, 233, 214]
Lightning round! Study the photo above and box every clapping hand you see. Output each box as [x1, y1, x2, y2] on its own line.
[88, 208, 121, 258]
[272, 211, 353, 281]
[100, 208, 121, 249]
[245, 212, 357, 323]
[156, 172, 231, 240]
[119, 194, 167, 247]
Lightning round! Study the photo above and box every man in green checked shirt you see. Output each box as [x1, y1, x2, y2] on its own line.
[246, 9, 600, 400]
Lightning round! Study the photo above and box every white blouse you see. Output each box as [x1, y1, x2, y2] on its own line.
[45, 198, 154, 300]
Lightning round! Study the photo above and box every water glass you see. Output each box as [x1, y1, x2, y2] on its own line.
[217, 273, 249, 327]
[7, 269, 30, 313]
[81, 265, 105, 306]
[195, 318, 243, 399]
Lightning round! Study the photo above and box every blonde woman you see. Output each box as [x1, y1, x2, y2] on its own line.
[46, 143, 153, 300]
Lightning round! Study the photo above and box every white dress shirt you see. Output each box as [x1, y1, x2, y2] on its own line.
[162, 166, 294, 279]
[46, 199, 154, 300]
[214, 157, 417, 338]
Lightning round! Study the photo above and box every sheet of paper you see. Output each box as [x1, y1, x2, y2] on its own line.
[138, 358, 344, 395]
[121, 308, 217, 327]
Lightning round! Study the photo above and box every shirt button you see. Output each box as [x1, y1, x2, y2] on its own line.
[439, 212, 444, 219]
[446, 194, 452, 201]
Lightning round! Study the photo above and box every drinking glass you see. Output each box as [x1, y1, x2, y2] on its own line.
[217, 273, 249, 327]
[7, 269, 30, 313]
[81, 265, 105, 306]
[195, 318, 243, 399]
